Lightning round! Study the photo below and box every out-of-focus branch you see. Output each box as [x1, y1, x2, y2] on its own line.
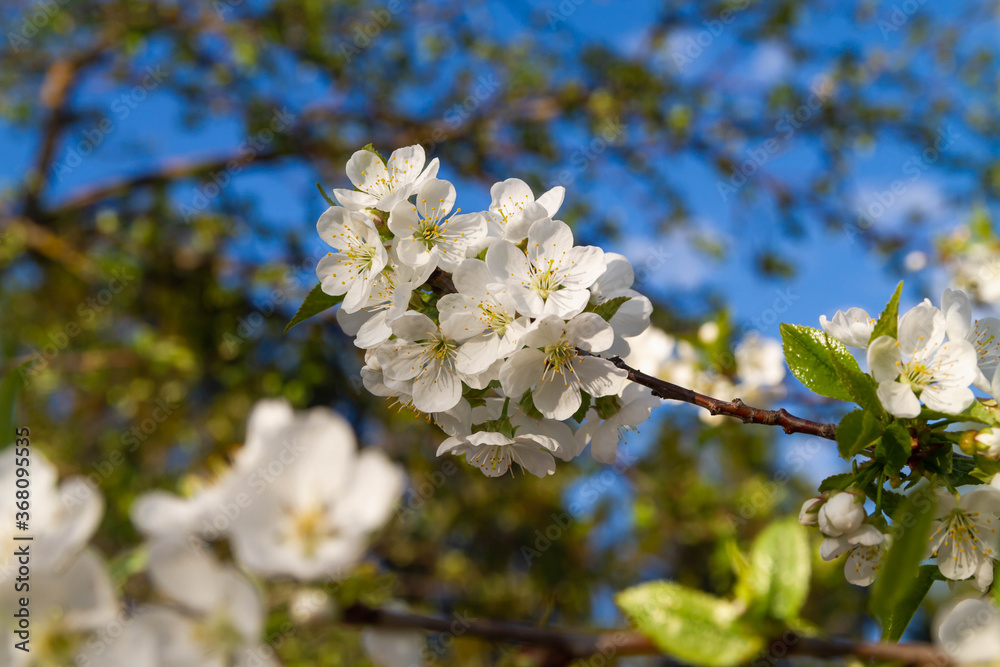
[343, 604, 951, 666]
[579, 351, 838, 440]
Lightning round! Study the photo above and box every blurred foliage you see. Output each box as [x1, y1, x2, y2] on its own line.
[2, 0, 995, 663]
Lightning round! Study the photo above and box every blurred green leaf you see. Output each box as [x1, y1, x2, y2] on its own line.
[616, 581, 764, 667]
[871, 485, 937, 639]
[742, 517, 811, 621]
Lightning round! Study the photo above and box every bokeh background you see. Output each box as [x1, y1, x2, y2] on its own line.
[3, 0, 1000, 664]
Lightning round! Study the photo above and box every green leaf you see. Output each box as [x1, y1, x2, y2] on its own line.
[594, 395, 621, 419]
[836, 409, 882, 460]
[876, 422, 911, 475]
[871, 485, 937, 639]
[519, 391, 544, 421]
[880, 564, 938, 642]
[826, 339, 884, 417]
[0, 369, 22, 446]
[315, 182, 335, 206]
[779, 324, 853, 401]
[818, 472, 854, 493]
[571, 391, 592, 423]
[743, 518, 811, 621]
[869, 281, 903, 344]
[616, 582, 765, 667]
[863, 482, 904, 518]
[965, 400, 1000, 427]
[592, 296, 631, 322]
[361, 142, 384, 160]
[284, 284, 344, 333]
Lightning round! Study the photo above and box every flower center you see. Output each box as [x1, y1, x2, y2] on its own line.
[426, 335, 456, 361]
[415, 219, 445, 249]
[288, 504, 335, 558]
[543, 338, 576, 376]
[479, 302, 513, 337]
[530, 260, 561, 299]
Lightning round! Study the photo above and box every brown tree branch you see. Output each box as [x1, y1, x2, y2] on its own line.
[342, 604, 951, 666]
[579, 351, 838, 440]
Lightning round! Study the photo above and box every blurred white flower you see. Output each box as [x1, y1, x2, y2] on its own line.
[228, 402, 404, 580]
[362, 627, 426, 667]
[735, 333, 785, 389]
[934, 598, 1000, 664]
[334, 144, 439, 213]
[0, 446, 103, 585]
[0, 549, 151, 667]
[622, 327, 676, 378]
[143, 541, 278, 667]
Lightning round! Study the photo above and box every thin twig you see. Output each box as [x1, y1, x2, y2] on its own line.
[579, 350, 838, 440]
[342, 604, 951, 665]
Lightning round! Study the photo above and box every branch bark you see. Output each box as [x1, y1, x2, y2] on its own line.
[342, 604, 951, 666]
[580, 351, 838, 440]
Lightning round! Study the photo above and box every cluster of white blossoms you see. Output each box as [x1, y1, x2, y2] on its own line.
[1, 401, 404, 667]
[318, 145, 662, 474]
[821, 289, 1000, 422]
[800, 478, 1000, 591]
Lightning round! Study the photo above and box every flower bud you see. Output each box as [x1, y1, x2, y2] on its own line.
[798, 497, 822, 527]
[974, 428, 1000, 460]
[818, 491, 866, 537]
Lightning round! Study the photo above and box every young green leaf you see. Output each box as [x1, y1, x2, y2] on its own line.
[869, 281, 903, 344]
[519, 390, 545, 421]
[826, 339, 884, 417]
[876, 422, 912, 475]
[592, 295, 631, 323]
[285, 284, 345, 333]
[836, 409, 882, 460]
[616, 582, 764, 667]
[870, 485, 937, 639]
[779, 324, 853, 401]
[818, 472, 855, 493]
[742, 518, 811, 621]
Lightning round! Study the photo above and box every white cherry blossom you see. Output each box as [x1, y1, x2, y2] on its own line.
[499, 314, 627, 420]
[575, 384, 659, 464]
[927, 485, 1000, 589]
[388, 178, 487, 271]
[975, 428, 1000, 460]
[588, 252, 653, 339]
[735, 334, 786, 389]
[377, 312, 487, 413]
[316, 206, 389, 313]
[437, 258, 531, 374]
[334, 144, 439, 213]
[868, 301, 978, 418]
[942, 288, 1000, 391]
[817, 491, 866, 537]
[819, 524, 887, 586]
[487, 217, 607, 319]
[337, 250, 435, 349]
[819, 307, 876, 348]
[483, 177, 565, 243]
